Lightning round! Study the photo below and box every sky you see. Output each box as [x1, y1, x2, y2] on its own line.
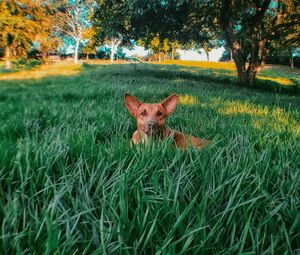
[123, 46, 225, 61]
[65, 43, 226, 61]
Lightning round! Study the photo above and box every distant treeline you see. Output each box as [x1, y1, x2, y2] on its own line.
[266, 56, 300, 68]
[220, 49, 300, 68]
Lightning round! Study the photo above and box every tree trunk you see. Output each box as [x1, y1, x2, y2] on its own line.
[74, 40, 79, 64]
[230, 49, 233, 61]
[219, 0, 271, 86]
[221, 21, 248, 84]
[231, 36, 267, 86]
[247, 66, 257, 86]
[42, 51, 47, 63]
[205, 51, 209, 61]
[86, 53, 89, 60]
[231, 44, 247, 84]
[110, 41, 115, 64]
[171, 45, 174, 60]
[290, 57, 294, 69]
[13, 46, 17, 57]
[290, 51, 294, 69]
[247, 47, 259, 85]
[4, 46, 11, 69]
[110, 37, 122, 64]
[234, 59, 257, 85]
[246, 36, 268, 86]
[234, 63, 247, 84]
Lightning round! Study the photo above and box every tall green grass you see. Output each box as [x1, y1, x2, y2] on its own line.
[0, 63, 299, 254]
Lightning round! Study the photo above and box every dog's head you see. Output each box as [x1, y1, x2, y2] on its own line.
[125, 93, 178, 137]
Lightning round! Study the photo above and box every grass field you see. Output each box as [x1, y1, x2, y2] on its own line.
[0, 61, 300, 254]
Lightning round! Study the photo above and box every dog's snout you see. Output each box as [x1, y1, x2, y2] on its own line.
[147, 121, 159, 128]
[144, 120, 160, 135]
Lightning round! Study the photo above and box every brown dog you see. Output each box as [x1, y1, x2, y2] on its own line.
[125, 93, 210, 150]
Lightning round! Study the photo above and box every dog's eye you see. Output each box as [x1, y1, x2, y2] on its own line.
[140, 110, 146, 116]
[157, 111, 163, 117]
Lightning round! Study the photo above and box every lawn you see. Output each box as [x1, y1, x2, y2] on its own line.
[0, 61, 299, 254]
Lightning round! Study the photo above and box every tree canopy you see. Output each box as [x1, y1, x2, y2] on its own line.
[131, 0, 300, 85]
[0, 0, 52, 68]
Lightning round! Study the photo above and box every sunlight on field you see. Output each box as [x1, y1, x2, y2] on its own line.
[257, 75, 292, 86]
[211, 98, 300, 136]
[158, 60, 237, 71]
[91, 59, 129, 64]
[218, 100, 270, 116]
[0, 61, 81, 81]
[253, 109, 300, 136]
[179, 94, 198, 105]
[191, 95, 300, 136]
[157, 60, 294, 86]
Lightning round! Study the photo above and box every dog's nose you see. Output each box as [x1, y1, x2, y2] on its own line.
[147, 121, 159, 129]
[144, 121, 160, 134]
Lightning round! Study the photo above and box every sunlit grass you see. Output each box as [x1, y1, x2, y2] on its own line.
[158, 59, 237, 71]
[178, 95, 300, 136]
[0, 60, 81, 80]
[179, 94, 198, 105]
[212, 98, 300, 136]
[214, 97, 298, 133]
[217, 100, 270, 116]
[155, 60, 298, 86]
[257, 75, 293, 86]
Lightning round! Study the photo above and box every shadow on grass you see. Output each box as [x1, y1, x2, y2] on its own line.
[0, 59, 43, 74]
[0, 62, 299, 101]
[0, 61, 299, 94]
[82, 63, 300, 95]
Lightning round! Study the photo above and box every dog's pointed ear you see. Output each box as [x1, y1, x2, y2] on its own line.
[125, 93, 142, 117]
[162, 94, 178, 115]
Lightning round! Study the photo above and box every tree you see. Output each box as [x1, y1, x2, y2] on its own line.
[82, 27, 97, 59]
[269, 41, 300, 69]
[35, 34, 62, 61]
[131, 1, 212, 51]
[194, 40, 222, 61]
[0, 0, 45, 69]
[35, 5, 62, 61]
[141, 36, 179, 61]
[268, 22, 300, 68]
[170, 41, 180, 60]
[131, 0, 220, 64]
[131, 0, 300, 86]
[93, 0, 132, 63]
[202, 42, 211, 61]
[216, 0, 300, 85]
[55, 0, 93, 64]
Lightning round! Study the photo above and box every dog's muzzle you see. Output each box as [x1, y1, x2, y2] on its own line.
[144, 121, 161, 136]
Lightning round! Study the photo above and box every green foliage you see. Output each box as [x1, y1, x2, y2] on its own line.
[131, 0, 300, 84]
[93, 0, 132, 45]
[82, 27, 97, 55]
[0, 63, 299, 254]
[0, 0, 60, 68]
[0, 1, 41, 52]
